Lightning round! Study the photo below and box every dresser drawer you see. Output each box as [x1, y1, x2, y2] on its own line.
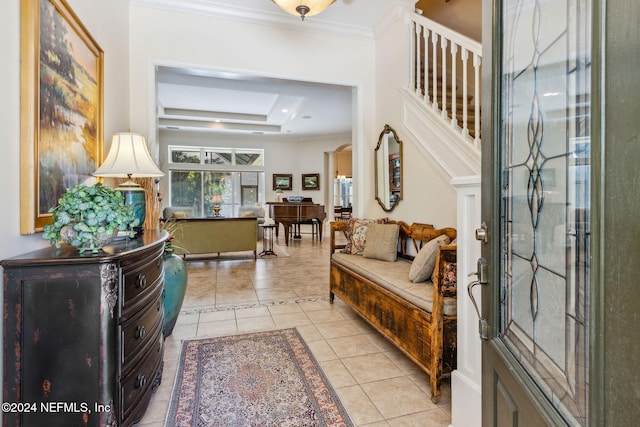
[122, 251, 163, 311]
[120, 327, 164, 423]
[121, 289, 163, 369]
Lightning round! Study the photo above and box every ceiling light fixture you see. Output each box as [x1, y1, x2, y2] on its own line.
[272, 0, 336, 21]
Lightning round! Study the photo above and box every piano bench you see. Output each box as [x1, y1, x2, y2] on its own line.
[290, 219, 320, 239]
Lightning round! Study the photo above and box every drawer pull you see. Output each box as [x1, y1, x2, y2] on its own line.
[135, 374, 147, 389]
[135, 273, 147, 289]
[135, 325, 146, 339]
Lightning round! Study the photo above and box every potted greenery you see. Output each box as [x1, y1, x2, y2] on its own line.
[42, 182, 140, 253]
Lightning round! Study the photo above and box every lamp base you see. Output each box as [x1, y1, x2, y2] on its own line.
[116, 181, 146, 233]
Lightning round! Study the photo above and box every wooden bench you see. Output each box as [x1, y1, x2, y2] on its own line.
[329, 220, 457, 403]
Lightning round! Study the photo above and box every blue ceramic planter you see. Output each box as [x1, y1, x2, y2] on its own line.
[162, 252, 187, 337]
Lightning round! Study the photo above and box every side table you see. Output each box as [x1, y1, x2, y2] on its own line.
[259, 224, 277, 257]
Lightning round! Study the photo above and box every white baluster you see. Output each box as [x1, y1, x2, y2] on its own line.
[474, 53, 482, 148]
[431, 33, 439, 110]
[414, 22, 421, 96]
[423, 27, 430, 105]
[462, 48, 469, 138]
[451, 42, 459, 129]
[409, 20, 416, 92]
[441, 36, 448, 119]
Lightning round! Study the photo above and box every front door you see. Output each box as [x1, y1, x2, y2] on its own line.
[480, 0, 591, 425]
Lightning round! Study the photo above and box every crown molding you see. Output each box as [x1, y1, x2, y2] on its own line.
[130, 0, 377, 42]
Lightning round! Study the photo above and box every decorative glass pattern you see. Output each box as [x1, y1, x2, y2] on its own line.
[499, 0, 590, 424]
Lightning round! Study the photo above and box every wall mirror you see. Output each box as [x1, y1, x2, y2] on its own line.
[375, 124, 402, 212]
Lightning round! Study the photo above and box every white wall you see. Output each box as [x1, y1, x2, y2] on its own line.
[374, 6, 458, 229]
[0, 0, 130, 262]
[129, 5, 378, 218]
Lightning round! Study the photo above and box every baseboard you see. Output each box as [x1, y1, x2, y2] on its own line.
[450, 370, 482, 427]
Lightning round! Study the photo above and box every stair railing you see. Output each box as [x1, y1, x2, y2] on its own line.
[409, 13, 482, 148]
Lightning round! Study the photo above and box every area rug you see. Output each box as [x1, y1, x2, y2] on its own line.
[166, 328, 353, 427]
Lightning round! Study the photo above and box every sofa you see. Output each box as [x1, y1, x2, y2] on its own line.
[163, 206, 196, 219]
[237, 205, 266, 239]
[329, 219, 457, 403]
[170, 217, 258, 260]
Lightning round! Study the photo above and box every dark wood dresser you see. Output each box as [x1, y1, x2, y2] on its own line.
[1, 230, 168, 427]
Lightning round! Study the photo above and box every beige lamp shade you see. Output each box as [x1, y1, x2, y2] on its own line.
[271, 0, 336, 20]
[210, 194, 224, 204]
[93, 132, 164, 178]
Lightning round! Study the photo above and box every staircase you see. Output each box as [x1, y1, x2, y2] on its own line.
[420, 66, 479, 140]
[402, 13, 482, 179]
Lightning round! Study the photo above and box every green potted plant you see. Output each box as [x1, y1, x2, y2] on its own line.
[42, 182, 140, 253]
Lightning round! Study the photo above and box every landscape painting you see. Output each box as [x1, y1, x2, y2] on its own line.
[302, 173, 320, 190]
[273, 174, 292, 191]
[21, 0, 103, 233]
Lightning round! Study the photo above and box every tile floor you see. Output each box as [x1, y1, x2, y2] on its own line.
[136, 226, 451, 426]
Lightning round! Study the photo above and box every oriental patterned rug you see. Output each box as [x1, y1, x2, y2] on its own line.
[166, 328, 353, 427]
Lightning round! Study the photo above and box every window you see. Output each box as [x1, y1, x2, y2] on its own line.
[168, 146, 265, 217]
[171, 147, 263, 166]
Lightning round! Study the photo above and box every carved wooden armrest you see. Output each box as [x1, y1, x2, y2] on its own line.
[330, 221, 348, 254]
[434, 245, 458, 299]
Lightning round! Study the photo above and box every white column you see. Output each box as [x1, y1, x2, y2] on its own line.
[450, 175, 482, 427]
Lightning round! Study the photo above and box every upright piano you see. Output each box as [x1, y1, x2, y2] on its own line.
[268, 201, 326, 246]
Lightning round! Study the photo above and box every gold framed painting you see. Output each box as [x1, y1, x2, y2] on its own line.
[20, 0, 104, 234]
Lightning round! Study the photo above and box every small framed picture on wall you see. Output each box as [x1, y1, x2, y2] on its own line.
[273, 174, 292, 191]
[302, 173, 320, 190]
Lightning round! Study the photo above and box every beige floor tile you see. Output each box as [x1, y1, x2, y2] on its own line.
[268, 303, 303, 315]
[255, 287, 299, 301]
[364, 332, 397, 353]
[315, 320, 362, 339]
[196, 319, 237, 337]
[235, 306, 271, 318]
[327, 334, 382, 358]
[236, 315, 277, 333]
[272, 312, 312, 328]
[294, 324, 324, 342]
[359, 421, 390, 427]
[319, 359, 357, 388]
[305, 308, 346, 324]
[335, 385, 385, 426]
[386, 408, 451, 427]
[162, 338, 184, 362]
[174, 311, 199, 325]
[198, 309, 235, 323]
[298, 300, 333, 312]
[341, 353, 404, 384]
[215, 291, 258, 306]
[305, 339, 339, 362]
[169, 323, 197, 341]
[361, 376, 434, 419]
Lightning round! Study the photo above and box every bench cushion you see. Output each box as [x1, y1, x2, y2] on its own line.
[332, 252, 457, 316]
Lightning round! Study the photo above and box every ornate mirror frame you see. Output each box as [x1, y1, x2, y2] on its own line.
[374, 124, 403, 212]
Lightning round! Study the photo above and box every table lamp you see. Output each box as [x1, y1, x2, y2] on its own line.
[93, 132, 164, 232]
[211, 193, 224, 217]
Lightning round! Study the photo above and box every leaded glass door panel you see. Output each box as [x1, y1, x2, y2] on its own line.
[481, 0, 591, 425]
